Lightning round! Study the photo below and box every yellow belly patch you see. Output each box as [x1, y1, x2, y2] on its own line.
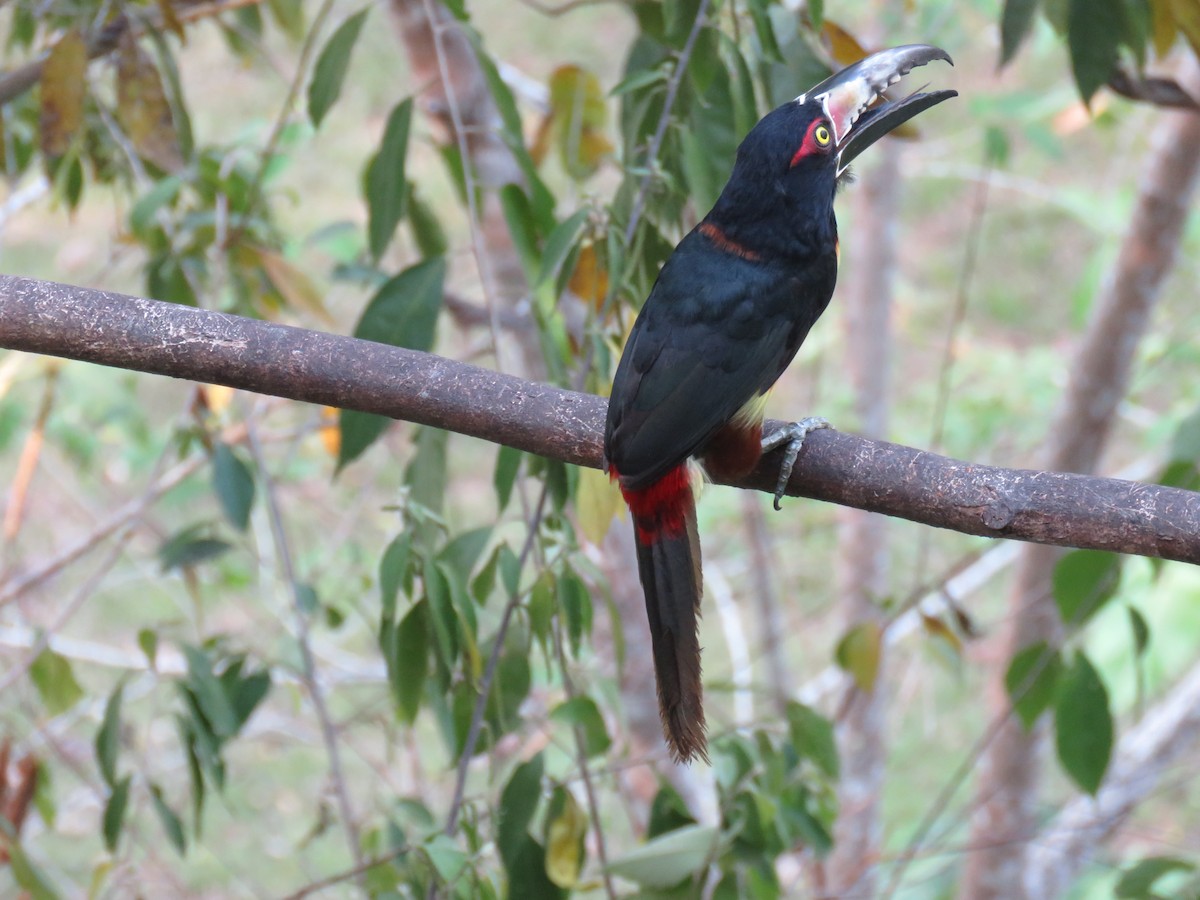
[731, 392, 769, 429]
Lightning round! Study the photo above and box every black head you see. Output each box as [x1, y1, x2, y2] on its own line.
[708, 45, 956, 258]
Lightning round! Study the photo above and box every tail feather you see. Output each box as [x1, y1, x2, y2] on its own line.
[623, 467, 707, 763]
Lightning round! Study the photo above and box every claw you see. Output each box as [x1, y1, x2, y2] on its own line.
[761, 417, 831, 510]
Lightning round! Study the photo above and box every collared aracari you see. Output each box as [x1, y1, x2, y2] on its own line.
[604, 45, 956, 763]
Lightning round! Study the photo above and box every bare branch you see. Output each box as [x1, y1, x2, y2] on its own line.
[3, 274, 1200, 564]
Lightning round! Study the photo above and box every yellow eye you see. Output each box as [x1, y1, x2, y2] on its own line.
[814, 124, 832, 146]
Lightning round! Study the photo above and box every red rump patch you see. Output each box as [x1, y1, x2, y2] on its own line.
[611, 464, 692, 544]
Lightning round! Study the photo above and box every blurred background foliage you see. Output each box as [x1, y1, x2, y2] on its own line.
[2, 0, 1200, 896]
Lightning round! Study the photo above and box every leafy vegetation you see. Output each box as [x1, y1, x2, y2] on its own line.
[2, 0, 1200, 896]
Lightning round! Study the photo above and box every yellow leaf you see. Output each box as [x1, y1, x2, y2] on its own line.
[576, 466, 622, 546]
[547, 65, 611, 180]
[920, 613, 963, 657]
[40, 30, 87, 158]
[567, 243, 609, 309]
[822, 20, 870, 66]
[156, 0, 187, 43]
[548, 65, 608, 130]
[256, 248, 333, 325]
[1151, 0, 1179, 56]
[116, 33, 183, 172]
[530, 113, 554, 167]
[545, 788, 587, 888]
[835, 620, 882, 692]
[1167, 0, 1200, 57]
[202, 384, 235, 414]
[319, 407, 340, 457]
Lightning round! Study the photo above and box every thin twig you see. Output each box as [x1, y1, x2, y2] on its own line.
[224, 0, 339, 250]
[244, 418, 366, 890]
[444, 485, 551, 837]
[0, 455, 203, 607]
[280, 844, 412, 900]
[552, 606, 617, 899]
[418, 0, 509, 372]
[622, 0, 712, 247]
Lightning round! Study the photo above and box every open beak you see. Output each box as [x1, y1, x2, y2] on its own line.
[798, 44, 957, 176]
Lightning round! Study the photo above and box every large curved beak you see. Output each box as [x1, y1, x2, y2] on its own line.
[798, 44, 957, 176]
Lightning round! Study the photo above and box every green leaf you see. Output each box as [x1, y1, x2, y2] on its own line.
[1000, 0, 1040, 66]
[1054, 652, 1113, 795]
[6, 840, 59, 900]
[29, 648, 84, 715]
[438, 527, 492, 584]
[551, 696, 611, 757]
[138, 629, 159, 668]
[1127, 605, 1150, 658]
[1169, 407, 1200, 462]
[336, 409, 390, 472]
[486, 642, 531, 737]
[407, 183, 448, 259]
[211, 442, 255, 531]
[424, 561, 459, 669]
[158, 528, 231, 572]
[267, 0, 306, 39]
[1053, 549, 1121, 627]
[507, 836, 566, 899]
[536, 208, 591, 290]
[150, 783, 187, 855]
[406, 427, 450, 550]
[498, 752, 544, 871]
[471, 546, 502, 605]
[835, 620, 882, 693]
[183, 645, 240, 739]
[647, 784, 696, 839]
[422, 833, 467, 884]
[229, 667, 270, 728]
[95, 682, 124, 787]
[557, 569, 593, 657]
[493, 446, 523, 512]
[1068, 0, 1125, 104]
[1115, 856, 1196, 898]
[746, 0, 782, 61]
[354, 254, 444, 350]
[499, 184, 542, 279]
[295, 583, 318, 616]
[307, 8, 370, 127]
[379, 533, 412, 620]
[102, 775, 132, 853]
[607, 824, 721, 889]
[390, 600, 429, 724]
[365, 97, 415, 260]
[785, 701, 839, 777]
[339, 257, 445, 468]
[1005, 641, 1063, 730]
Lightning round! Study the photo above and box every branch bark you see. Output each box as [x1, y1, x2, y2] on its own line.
[4, 275, 1200, 565]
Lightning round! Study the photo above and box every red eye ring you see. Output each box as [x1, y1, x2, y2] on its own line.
[790, 118, 834, 167]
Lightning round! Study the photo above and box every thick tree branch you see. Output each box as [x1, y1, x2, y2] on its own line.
[3, 274, 1200, 563]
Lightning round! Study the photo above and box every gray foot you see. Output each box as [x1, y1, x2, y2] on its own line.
[760, 417, 831, 510]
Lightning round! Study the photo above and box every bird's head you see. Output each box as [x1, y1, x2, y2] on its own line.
[713, 44, 956, 249]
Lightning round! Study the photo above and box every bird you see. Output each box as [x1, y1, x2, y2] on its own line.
[603, 45, 956, 764]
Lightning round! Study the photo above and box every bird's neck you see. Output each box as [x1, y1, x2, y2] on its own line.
[707, 191, 838, 264]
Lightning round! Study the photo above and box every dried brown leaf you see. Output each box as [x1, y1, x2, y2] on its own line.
[40, 30, 88, 158]
[116, 33, 183, 172]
